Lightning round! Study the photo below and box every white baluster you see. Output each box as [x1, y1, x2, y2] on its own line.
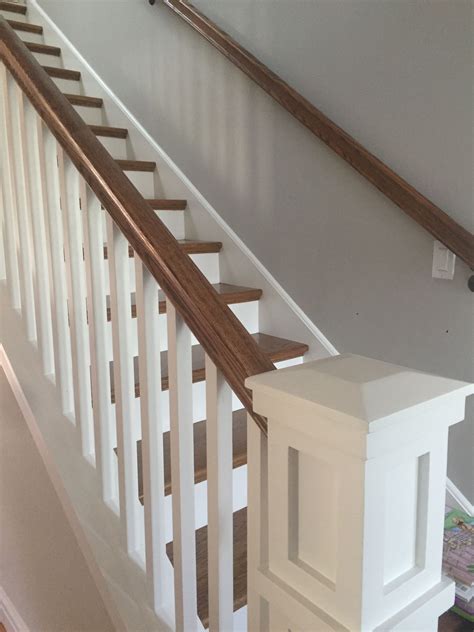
[0, 67, 20, 308]
[166, 300, 199, 632]
[205, 355, 234, 632]
[8, 76, 36, 340]
[58, 150, 94, 460]
[135, 259, 174, 615]
[246, 415, 269, 632]
[82, 185, 118, 509]
[106, 215, 144, 561]
[41, 128, 74, 416]
[14, 85, 37, 341]
[23, 100, 55, 376]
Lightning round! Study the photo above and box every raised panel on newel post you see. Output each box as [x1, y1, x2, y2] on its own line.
[246, 354, 473, 632]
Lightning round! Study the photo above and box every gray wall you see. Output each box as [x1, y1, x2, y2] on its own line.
[38, 0, 473, 499]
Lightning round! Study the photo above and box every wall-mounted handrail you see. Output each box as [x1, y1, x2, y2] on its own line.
[0, 16, 275, 433]
[153, 0, 474, 269]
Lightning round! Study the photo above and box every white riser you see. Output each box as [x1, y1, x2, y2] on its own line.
[71, 103, 103, 125]
[228, 300, 259, 334]
[96, 136, 128, 160]
[113, 300, 259, 354]
[190, 252, 220, 284]
[96, 290, 259, 428]
[100, 204, 186, 241]
[50, 75, 82, 95]
[76, 243, 217, 324]
[12, 29, 43, 44]
[123, 170, 155, 198]
[162, 383, 205, 427]
[103, 299, 259, 358]
[31, 51, 63, 68]
[109, 396, 246, 538]
[101, 251, 220, 294]
[111, 360, 303, 434]
[116, 356, 302, 434]
[1, 9, 27, 22]
[110, 379, 215, 434]
[162, 465, 248, 543]
[155, 210, 185, 240]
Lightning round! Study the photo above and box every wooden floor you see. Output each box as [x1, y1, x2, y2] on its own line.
[439, 610, 472, 631]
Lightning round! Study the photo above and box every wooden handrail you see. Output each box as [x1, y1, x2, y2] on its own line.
[0, 16, 275, 433]
[154, 0, 474, 269]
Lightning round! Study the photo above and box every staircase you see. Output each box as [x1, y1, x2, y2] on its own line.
[1, 3, 472, 631]
[0, 1, 308, 627]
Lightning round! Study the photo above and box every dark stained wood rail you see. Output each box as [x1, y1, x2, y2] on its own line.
[154, 0, 474, 269]
[0, 16, 275, 433]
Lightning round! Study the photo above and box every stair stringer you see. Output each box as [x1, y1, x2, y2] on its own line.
[27, 0, 339, 364]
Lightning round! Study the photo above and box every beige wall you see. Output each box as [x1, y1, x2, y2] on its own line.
[37, 0, 473, 500]
[0, 370, 114, 632]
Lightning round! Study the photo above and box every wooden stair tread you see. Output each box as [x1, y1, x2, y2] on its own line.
[166, 507, 247, 628]
[89, 124, 128, 139]
[64, 93, 103, 108]
[105, 283, 262, 321]
[147, 198, 187, 210]
[25, 41, 61, 56]
[101, 198, 186, 211]
[134, 409, 246, 500]
[167, 282, 262, 308]
[110, 332, 308, 401]
[0, 2, 27, 15]
[6, 18, 42, 33]
[116, 159, 156, 172]
[102, 239, 223, 259]
[251, 331, 309, 363]
[155, 331, 308, 389]
[174, 239, 222, 254]
[43, 65, 80, 81]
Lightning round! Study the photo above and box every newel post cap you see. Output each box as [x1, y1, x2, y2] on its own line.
[246, 354, 473, 438]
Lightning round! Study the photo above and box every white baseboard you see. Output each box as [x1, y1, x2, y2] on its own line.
[0, 587, 29, 632]
[446, 478, 474, 516]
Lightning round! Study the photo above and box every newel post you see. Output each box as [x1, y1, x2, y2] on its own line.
[246, 354, 473, 631]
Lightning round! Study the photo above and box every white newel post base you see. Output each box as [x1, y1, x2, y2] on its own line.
[246, 354, 473, 632]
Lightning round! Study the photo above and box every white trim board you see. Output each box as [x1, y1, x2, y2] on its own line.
[446, 478, 474, 516]
[28, 0, 337, 360]
[0, 587, 30, 632]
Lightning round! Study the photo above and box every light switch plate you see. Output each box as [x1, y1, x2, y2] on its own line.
[432, 240, 456, 279]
